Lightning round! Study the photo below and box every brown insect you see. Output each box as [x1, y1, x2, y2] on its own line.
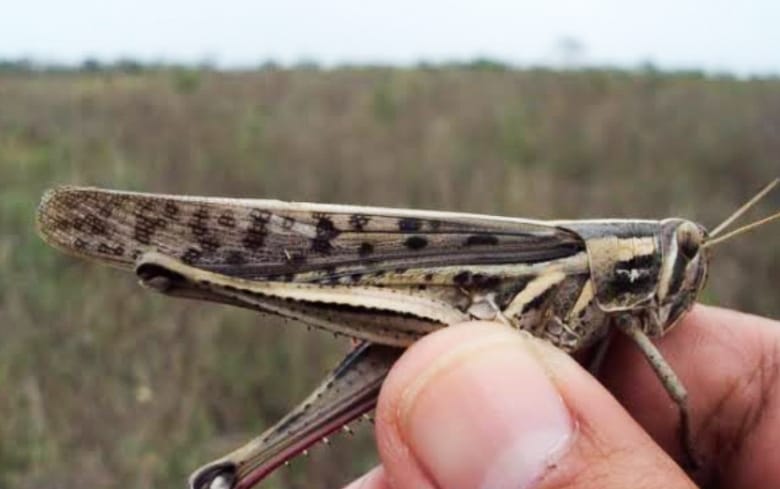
[36, 180, 779, 489]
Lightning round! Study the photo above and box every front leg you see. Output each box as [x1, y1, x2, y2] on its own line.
[614, 315, 700, 470]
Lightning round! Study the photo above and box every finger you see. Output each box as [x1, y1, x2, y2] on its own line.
[375, 322, 695, 489]
[599, 304, 780, 486]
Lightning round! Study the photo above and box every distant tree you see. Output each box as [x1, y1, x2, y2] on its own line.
[294, 59, 320, 71]
[259, 60, 280, 71]
[0, 58, 33, 72]
[415, 60, 438, 71]
[171, 68, 201, 94]
[638, 59, 659, 75]
[464, 57, 510, 72]
[81, 58, 102, 72]
[114, 58, 145, 73]
[674, 69, 706, 80]
[197, 57, 217, 71]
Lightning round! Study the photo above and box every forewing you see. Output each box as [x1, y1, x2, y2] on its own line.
[37, 186, 584, 282]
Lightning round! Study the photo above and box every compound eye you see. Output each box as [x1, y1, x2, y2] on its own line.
[676, 222, 702, 260]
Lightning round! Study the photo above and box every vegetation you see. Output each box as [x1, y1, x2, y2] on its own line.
[1, 65, 778, 489]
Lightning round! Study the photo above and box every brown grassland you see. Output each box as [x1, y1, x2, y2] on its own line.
[0, 67, 778, 488]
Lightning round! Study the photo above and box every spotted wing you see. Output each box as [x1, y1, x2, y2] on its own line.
[37, 186, 584, 283]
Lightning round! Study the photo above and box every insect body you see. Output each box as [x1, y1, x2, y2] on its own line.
[35, 182, 778, 489]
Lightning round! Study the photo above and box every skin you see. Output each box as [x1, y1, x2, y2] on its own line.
[341, 304, 780, 489]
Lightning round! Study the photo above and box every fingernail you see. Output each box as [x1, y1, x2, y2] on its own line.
[342, 473, 369, 489]
[399, 331, 573, 489]
[341, 466, 384, 489]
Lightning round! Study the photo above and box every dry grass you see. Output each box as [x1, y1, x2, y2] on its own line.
[0, 67, 778, 488]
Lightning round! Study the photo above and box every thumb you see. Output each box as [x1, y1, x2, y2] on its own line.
[373, 322, 696, 489]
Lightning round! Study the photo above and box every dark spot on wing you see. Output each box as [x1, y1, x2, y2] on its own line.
[50, 215, 70, 231]
[74, 213, 108, 236]
[308, 215, 340, 255]
[242, 229, 265, 250]
[358, 242, 374, 256]
[464, 234, 499, 246]
[88, 214, 107, 235]
[96, 200, 114, 218]
[349, 214, 370, 231]
[133, 201, 166, 245]
[190, 222, 207, 236]
[182, 248, 202, 264]
[133, 217, 154, 244]
[164, 202, 179, 219]
[311, 238, 333, 254]
[217, 211, 236, 227]
[404, 236, 428, 250]
[315, 216, 340, 240]
[189, 207, 221, 253]
[250, 208, 271, 223]
[71, 217, 84, 232]
[192, 207, 209, 221]
[226, 250, 246, 265]
[243, 210, 268, 250]
[281, 216, 295, 230]
[74, 237, 88, 250]
[398, 218, 422, 232]
[424, 273, 434, 282]
[287, 252, 307, 265]
[97, 243, 124, 256]
[199, 236, 220, 253]
[58, 191, 77, 208]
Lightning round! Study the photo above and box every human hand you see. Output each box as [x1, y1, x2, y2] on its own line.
[341, 305, 780, 489]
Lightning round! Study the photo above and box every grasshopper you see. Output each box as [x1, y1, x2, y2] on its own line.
[36, 180, 779, 489]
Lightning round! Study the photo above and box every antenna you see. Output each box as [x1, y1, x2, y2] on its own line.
[709, 178, 778, 238]
[703, 211, 780, 249]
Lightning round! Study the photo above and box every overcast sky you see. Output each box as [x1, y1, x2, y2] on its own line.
[3, 0, 778, 75]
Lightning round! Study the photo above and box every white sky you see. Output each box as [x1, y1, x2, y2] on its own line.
[3, 0, 779, 75]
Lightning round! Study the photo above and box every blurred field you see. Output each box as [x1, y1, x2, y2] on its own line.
[1, 66, 778, 489]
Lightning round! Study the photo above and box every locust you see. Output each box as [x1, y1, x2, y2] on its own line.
[36, 180, 780, 489]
